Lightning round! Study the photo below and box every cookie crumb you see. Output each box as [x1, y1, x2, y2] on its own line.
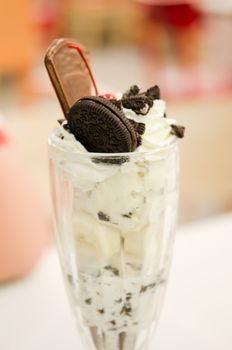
[85, 298, 92, 305]
[170, 124, 185, 138]
[98, 211, 110, 222]
[98, 308, 105, 314]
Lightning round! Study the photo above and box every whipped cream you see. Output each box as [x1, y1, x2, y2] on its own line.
[51, 97, 177, 154]
[49, 97, 177, 197]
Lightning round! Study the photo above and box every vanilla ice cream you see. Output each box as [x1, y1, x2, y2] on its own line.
[49, 94, 180, 344]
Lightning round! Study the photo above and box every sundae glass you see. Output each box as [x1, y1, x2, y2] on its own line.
[45, 38, 184, 350]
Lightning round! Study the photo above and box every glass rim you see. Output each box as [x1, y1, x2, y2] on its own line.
[48, 132, 178, 158]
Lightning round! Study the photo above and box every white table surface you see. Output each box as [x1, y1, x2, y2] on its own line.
[1, 213, 232, 350]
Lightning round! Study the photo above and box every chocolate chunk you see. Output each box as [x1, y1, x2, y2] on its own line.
[98, 308, 105, 314]
[122, 212, 133, 218]
[170, 124, 185, 138]
[120, 303, 132, 317]
[109, 320, 116, 325]
[68, 96, 138, 152]
[104, 265, 119, 276]
[98, 211, 110, 222]
[140, 282, 156, 293]
[85, 298, 92, 305]
[126, 292, 132, 301]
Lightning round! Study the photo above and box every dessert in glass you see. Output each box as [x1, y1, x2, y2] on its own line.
[45, 38, 185, 350]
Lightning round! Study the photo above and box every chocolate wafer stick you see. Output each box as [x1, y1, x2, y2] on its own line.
[44, 38, 92, 118]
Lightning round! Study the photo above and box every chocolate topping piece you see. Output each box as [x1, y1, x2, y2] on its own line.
[128, 119, 145, 135]
[68, 96, 138, 152]
[44, 38, 91, 117]
[121, 95, 153, 115]
[170, 124, 185, 138]
[122, 85, 140, 98]
[57, 119, 65, 125]
[63, 122, 69, 131]
[119, 84, 161, 115]
[145, 85, 160, 100]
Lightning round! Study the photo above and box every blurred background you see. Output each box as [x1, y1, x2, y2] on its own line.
[1, 0, 232, 225]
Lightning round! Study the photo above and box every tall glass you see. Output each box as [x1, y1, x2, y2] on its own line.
[48, 133, 179, 350]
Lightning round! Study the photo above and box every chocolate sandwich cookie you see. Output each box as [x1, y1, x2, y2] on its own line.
[44, 38, 92, 117]
[68, 96, 140, 153]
